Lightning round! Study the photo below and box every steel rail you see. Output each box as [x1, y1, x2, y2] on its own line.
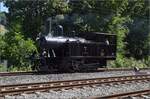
[0, 68, 149, 76]
[97, 67, 150, 71]
[0, 74, 150, 96]
[91, 89, 150, 99]
[0, 71, 39, 76]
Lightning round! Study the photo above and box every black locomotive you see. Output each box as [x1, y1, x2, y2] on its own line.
[33, 21, 116, 72]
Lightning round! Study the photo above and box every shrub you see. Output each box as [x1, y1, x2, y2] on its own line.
[0, 64, 6, 72]
[7, 65, 32, 72]
[108, 54, 149, 68]
[2, 31, 37, 69]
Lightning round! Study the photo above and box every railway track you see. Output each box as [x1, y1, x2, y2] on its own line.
[0, 74, 150, 97]
[0, 67, 149, 76]
[0, 71, 38, 76]
[97, 67, 150, 71]
[92, 89, 150, 99]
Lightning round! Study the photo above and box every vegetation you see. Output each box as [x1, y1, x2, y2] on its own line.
[3, 31, 37, 67]
[0, 64, 6, 72]
[0, 21, 37, 69]
[108, 55, 150, 68]
[0, 0, 149, 71]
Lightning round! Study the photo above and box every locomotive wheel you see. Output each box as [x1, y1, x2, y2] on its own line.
[47, 64, 55, 73]
[58, 59, 79, 73]
[99, 60, 107, 68]
[67, 60, 76, 73]
[58, 59, 70, 72]
[71, 60, 80, 72]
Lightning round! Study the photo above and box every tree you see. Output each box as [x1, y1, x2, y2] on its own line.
[4, 0, 70, 39]
[1, 21, 37, 67]
[2, 0, 149, 68]
[3, 31, 37, 67]
[125, 0, 150, 59]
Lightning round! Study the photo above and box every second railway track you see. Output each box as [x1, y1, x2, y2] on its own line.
[91, 89, 150, 99]
[0, 74, 150, 97]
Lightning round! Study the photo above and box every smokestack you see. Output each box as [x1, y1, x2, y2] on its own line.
[47, 17, 52, 34]
[46, 17, 53, 37]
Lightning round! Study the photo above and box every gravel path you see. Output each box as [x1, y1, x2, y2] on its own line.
[0, 70, 149, 85]
[4, 81, 150, 99]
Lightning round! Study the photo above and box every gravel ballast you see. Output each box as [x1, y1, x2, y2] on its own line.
[0, 70, 150, 85]
[4, 81, 150, 99]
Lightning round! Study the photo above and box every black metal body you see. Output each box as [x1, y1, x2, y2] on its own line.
[34, 32, 116, 72]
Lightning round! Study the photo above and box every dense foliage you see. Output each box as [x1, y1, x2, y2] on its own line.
[0, 0, 149, 70]
[0, 23, 37, 68]
[3, 0, 70, 39]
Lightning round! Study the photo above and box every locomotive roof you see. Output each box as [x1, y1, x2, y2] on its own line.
[45, 36, 91, 43]
[90, 32, 116, 36]
[82, 32, 116, 36]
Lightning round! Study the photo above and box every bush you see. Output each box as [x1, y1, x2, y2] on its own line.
[108, 54, 149, 68]
[0, 64, 7, 72]
[7, 65, 32, 72]
[2, 31, 37, 69]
